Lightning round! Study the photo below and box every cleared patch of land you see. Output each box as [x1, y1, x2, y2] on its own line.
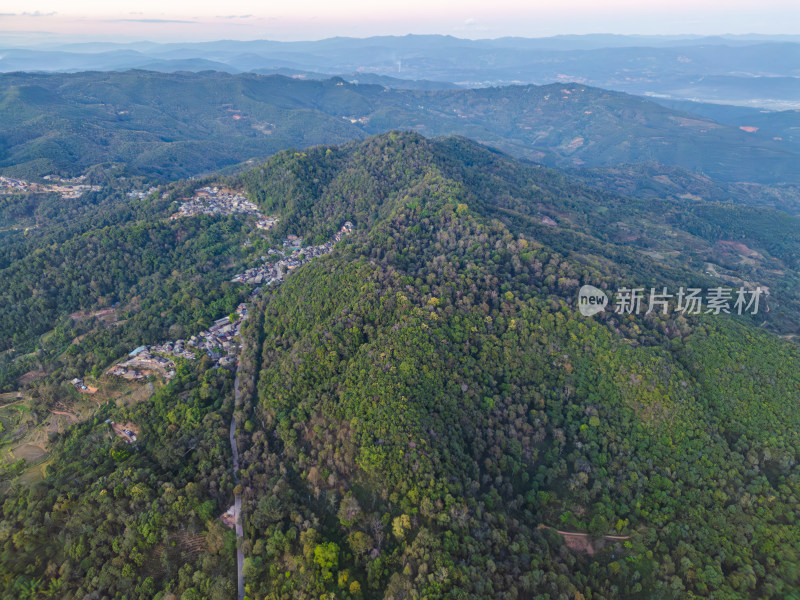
[18, 370, 45, 385]
[0, 376, 159, 486]
[110, 421, 140, 443]
[69, 307, 118, 323]
[10, 442, 46, 462]
[538, 524, 630, 556]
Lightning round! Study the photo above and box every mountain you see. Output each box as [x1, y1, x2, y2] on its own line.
[250, 69, 461, 91]
[648, 98, 800, 150]
[2, 70, 799, 184]
[239, 132, 800, 600]
[2, 133, 799, 598]
[4, 35, 800, 108]
[0, 71, 366, 180]
[569, 162, 800, 214]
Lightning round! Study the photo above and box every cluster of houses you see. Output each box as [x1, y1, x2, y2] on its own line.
[106, 222, 355, 385]
[257, 216, 279, 230]
[147, 339, 197, 361]
[176, 303, 248, 367]
[109, 304, 248, 382]
[168, 185, 281, 234]
[170, 186, 262, 219]
[231, 222, 355, 287]
[0, 175, 99, 199]
[107, 347, 177, 381]
[127, 186, 158, 200]
[0, 176, 29, 193]
[70, 378, 90, 392]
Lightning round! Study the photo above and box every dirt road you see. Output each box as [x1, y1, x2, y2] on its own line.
[538, 524, 630, 555]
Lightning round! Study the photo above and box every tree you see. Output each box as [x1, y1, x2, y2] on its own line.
[313, 542, 340, 581]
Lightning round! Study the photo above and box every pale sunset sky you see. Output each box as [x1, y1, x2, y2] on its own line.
[0, 0, 797, 44]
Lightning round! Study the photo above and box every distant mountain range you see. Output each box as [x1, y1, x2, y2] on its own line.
[1, 34, 799, 108]
[2, 70, 798, 185]
[645, 98, 800, 147]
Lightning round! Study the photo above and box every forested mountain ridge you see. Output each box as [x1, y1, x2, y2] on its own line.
[240, 133, 800, 335]
[228, 133, 800, 598]
[568, 162, 800, 215]
[2, 70, 799, 185]
[1, 132, 800, 598]
[2, 126, 798, 399]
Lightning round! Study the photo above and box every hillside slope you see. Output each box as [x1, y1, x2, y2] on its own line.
[1, 133, 799, 599]
[231, 133, 800, 599]
[1, 71, 798, 184]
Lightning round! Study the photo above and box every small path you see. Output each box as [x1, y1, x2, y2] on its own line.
[538, 524, 630, 540]
[50, 410, 77, 419]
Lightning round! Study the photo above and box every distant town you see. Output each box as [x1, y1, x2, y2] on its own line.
[0, 174, 100, 199]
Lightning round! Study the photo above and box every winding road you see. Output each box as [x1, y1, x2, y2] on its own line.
[231, 371, 245, 600]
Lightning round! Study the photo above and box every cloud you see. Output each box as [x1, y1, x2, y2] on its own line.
[105, 18, 198, 24]
[218, 15, 254, 20]
[454, 17, 488, 33]
[0, 11, 57, 17]
[0, 29, 56, 34]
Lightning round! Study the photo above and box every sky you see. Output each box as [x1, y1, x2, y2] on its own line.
[0, 0, 798, 44]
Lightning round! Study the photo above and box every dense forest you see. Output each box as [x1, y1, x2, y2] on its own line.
[0, 360, 239, 598]
[234, 134, 800, 598]
[1, 132, 799, 598]
[0, 176, 265, 391]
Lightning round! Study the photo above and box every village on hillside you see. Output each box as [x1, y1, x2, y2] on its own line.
[127, 186, 159, 200]
[108, 303, 248, 381]
[233, 221, 355, 286]
[107, 220, 355, 383]
[0, 174, 100, 199]
[169, 186, 279, 230]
